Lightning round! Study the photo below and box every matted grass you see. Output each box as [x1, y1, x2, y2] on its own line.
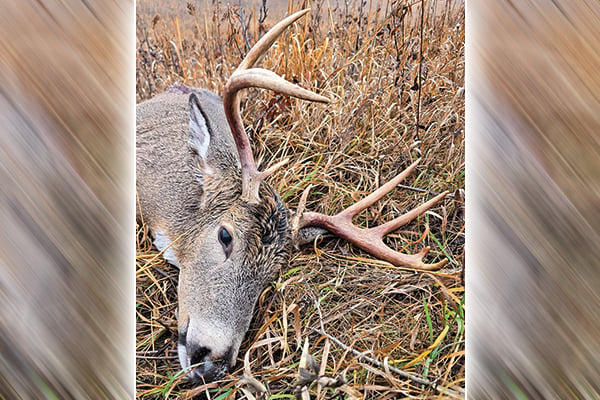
[136, 0, 464, 398]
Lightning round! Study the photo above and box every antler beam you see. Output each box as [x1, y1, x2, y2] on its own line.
[297, 159, 449, 270]
[223, 9, 329, 204]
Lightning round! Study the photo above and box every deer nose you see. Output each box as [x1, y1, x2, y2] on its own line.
[179, 338, 234, 383]
[190, 345, 211, 366]
[188, 344, 233, 382]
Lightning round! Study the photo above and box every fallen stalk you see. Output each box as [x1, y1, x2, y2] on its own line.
[309, 327, 463, 398]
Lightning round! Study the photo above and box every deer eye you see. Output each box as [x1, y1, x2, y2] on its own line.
[218, 226, 233, 258]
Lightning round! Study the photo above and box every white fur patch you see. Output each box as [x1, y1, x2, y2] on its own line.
[178, 340, 189, 369]
[154, 229, 181, 269]
[188, 110, 210, 161]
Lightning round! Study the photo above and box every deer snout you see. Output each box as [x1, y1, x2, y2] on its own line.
[182, 342, 233, 383]
[177, 318, 238, 383]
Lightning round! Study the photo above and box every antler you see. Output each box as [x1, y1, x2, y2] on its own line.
[223, 9, 329, 204]
[296, 159, 449, 270]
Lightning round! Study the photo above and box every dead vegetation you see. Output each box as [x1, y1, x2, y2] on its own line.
[136, 0, 464, 398]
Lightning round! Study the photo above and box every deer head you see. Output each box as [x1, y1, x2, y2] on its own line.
[136, 9, 447, 383]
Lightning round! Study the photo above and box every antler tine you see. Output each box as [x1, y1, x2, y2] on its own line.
[223, 9, 330, 204]
[238, 9, 311, 70]
[297, 160, 449, 270]
[373, 190, 449, 237]
[338, 158, 422, 218]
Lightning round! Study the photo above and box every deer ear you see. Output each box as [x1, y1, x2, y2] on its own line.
[188, 93, 211, 163]
[187, 92, 219, 187]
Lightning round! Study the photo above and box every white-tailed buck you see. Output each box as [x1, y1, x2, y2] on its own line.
[136, 9, 448, 383]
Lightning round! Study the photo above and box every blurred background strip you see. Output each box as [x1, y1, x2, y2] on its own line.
[0, 1, 134, 398]
[467, 1, 600, 398]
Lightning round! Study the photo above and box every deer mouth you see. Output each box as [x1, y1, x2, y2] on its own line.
[178, 343, 233, 383]
[184, 355, 230, 383]
[177, 321, 235, 383]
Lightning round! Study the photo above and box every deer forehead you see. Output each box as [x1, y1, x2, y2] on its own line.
[200, 178, 289, 232]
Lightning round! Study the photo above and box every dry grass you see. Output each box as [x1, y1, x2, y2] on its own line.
[136, 0, 464, 398]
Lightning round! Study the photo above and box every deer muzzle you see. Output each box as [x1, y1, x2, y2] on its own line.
[177, 317, 239, 383]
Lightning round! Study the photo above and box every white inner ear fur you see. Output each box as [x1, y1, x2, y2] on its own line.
[188, 109, 210, 162]
[154, 229, 181, 269]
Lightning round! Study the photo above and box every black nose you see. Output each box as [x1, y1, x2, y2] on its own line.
[186, 345, 233, 383]
[190, 346, 211, 366]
